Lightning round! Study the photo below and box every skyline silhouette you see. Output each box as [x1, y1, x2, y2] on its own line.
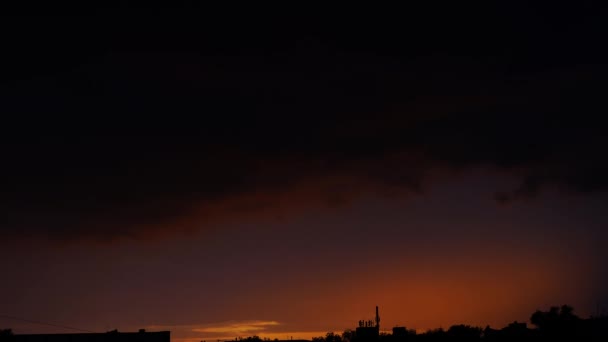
[3, 305, 608, 341]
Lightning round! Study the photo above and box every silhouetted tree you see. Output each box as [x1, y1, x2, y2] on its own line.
[313, 333, 343, 342]
[417, 328, 445, 342]
[326, 332, 343, 342]
[312, 336, 325, 342]
[239, 336, 263, 342]
[531, 306, 558, 330]
[341, 329, 355, 342]
[446, 325, 481, 341]
[530, 305, 580, 339]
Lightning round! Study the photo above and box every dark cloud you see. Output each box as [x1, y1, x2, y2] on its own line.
[1, 7, 607, 240]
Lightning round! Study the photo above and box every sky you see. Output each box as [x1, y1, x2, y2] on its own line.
[1, 5, 608, 342]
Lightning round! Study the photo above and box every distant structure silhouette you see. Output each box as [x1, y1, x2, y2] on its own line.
[355, 307, 380, 341]
[2, 330, 170, 342]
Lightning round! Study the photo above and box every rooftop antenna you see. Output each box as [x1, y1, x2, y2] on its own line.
[375, 306, 380, 329]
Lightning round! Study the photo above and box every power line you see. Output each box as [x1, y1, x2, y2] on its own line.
[0, 314, 96, 333]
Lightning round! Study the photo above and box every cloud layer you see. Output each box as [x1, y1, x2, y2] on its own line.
[1, 9, 607, 241]
[145, 321, 329, 342]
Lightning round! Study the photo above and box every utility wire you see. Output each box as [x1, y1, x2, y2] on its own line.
[0, 314, 96, 333]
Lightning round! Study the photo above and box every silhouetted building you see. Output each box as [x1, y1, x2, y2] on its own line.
[390, 327, 410, 342]
[354, 327, 378, 342]
[8, 330, 170, 342]
[354, 307, 380, 342]
[391, 327, 406, 338]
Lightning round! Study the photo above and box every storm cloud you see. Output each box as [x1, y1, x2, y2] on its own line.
[1, 6, 607, 241]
